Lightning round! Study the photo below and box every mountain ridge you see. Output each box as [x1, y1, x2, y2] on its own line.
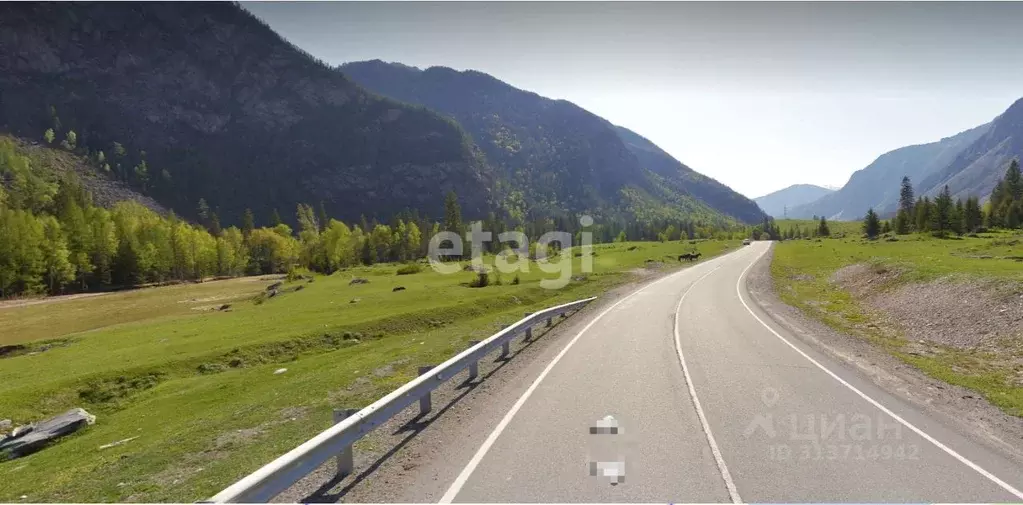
[790, 122, 992, 219]
[918, 97, 1023, 202]
[340, 59, 765, 224]
[0, 3, 495, 225]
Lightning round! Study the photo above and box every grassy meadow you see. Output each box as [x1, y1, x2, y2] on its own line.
[773, 218, 865, 237]
[0, 239, 736, 502]
[771, 230, 1023, 416]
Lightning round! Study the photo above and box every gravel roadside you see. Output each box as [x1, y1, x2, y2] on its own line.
[745, 244, 1023, 466]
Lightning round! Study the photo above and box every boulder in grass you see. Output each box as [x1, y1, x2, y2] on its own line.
[0, 408, 96, 459]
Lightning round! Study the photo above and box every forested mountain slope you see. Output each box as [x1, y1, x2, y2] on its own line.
[341, 60, 765, 225]
[790, 123, 990, 220]
[612, 125, 766, 222]
[0, 3, 493, 225]
[0, 135, 166, 215]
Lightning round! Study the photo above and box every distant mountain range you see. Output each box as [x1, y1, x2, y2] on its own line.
[341, 60, 765, 225]
[754, 184, 834, 218]
[790, 98, 1022, 220]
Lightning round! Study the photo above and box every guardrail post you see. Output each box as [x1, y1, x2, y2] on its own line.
[332, 408, 359, 478]
[467, 341, 480, 380]
[525, 326, 533, 342]
[546, 317, 553, 327]
[205, 297, 598, 504]
[500, 340, 511, 359]
[418, 366, 434, 414]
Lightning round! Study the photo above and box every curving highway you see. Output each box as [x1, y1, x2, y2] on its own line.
[334, 242, 1023, 503]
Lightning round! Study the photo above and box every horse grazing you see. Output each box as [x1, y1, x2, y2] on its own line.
[677, 252, 702, 262]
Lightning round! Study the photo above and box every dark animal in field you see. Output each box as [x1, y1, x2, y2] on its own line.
[392, 286, 406, 292]
[677, 252, 702, 262]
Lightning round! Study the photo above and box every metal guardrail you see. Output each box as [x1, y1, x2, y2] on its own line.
[208, 296, 598, 503]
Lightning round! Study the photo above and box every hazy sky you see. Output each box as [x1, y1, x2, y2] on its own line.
[243, 1, 1023, 199]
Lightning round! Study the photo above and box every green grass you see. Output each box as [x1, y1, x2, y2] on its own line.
[0, 280, 270, 347]
[771, 230, 1023, 417]
[0, 239, 736, 502]
[773, 218, 865, 237]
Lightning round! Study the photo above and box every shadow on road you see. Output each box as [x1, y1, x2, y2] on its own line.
[301, 317, 568, 503]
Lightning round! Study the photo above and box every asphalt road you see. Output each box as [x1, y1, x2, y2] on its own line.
[424, 241, 1023, 503]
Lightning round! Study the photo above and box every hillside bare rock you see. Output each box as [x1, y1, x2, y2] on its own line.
[0, 408, 95, 459]
[919, 97, 1023, 203]
[0, 3, 493, 224]
[341, 60, 764, 225]
[6, 136, 168, 215]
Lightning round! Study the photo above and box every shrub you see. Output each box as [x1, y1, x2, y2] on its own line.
[197, 363, 227, 375]
[511, 274, 520, 285]
[396, 264, 422, 275]
[287, 266, 312, 282]
[469, 271, 490, 288]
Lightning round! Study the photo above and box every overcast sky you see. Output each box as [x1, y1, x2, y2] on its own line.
[243, 1, 1023, 199]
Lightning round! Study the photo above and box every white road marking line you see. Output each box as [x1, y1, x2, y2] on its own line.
[438, 249, 740, 503]
[735, 243, 1023, 501]
[673, 265, 743, 504]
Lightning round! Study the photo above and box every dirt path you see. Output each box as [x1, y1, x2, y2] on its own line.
[0, 292, 113, 310]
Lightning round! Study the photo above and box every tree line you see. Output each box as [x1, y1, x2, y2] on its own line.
[844, 159, 1023, 240]
[0, 135, 433, 296]
[1, 131, 765, 297]
[876, 159, 1022, 239]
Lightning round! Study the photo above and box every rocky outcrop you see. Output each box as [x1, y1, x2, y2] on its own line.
[0, 408, 96, 459]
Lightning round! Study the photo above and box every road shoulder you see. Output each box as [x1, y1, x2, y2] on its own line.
[275, 256, 729, 503]
[745, 243, 1023, 466]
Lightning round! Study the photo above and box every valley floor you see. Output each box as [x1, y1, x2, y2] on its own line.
[0, 240, 735, 502]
